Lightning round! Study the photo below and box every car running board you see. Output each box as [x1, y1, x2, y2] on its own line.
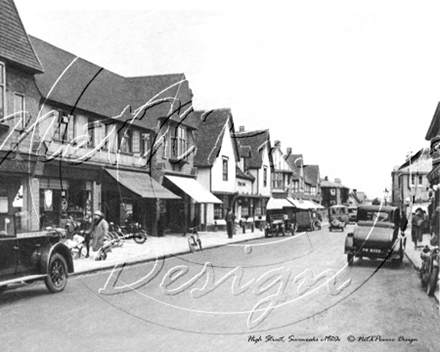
[0, 274, 47, 287]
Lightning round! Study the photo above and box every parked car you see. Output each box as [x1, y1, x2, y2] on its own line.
[329, 205, 349, 231]
[344, 205, 407, 266]
[0, 228, 74, 295]
[296, 209, 321, 232]
[348, 206, 358, 223]
[265, 210, 294, 237]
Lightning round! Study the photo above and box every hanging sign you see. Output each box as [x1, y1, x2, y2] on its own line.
[44, 190, 53, 211]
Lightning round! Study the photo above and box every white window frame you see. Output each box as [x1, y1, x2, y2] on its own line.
[0, 62, 5, 121]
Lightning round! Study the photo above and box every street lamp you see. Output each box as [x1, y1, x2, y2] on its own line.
[383, 188, 389, 206]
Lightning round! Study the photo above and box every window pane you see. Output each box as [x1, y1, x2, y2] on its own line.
[0, 63, 4, 84]
[0, 86, 4, 119]
[132, 131, 140, 153]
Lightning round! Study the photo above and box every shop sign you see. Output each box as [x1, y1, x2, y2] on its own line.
[44, 190, 53, 211]
[0, 159, 28, 173]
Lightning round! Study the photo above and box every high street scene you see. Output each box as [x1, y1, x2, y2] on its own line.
[0, 1, 439, 351]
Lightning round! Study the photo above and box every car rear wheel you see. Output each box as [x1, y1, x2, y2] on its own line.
[427, 267, 439, 296]
[44, 253, 68, 293]
[347, 253, 354, 266]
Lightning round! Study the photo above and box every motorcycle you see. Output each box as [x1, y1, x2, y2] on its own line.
[120, 219, 147, 244]
[420, 245, 439, 296]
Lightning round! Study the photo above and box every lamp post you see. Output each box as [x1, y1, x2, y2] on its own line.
[383, 188, 389, 206]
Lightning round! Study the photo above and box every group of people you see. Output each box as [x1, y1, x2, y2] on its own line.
[411, 206, 440, 250]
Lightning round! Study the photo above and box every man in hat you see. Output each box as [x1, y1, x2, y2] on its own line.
[225, 208, 235, 239]
[91, 210, 109, 259]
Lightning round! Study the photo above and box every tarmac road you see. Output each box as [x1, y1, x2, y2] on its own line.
[0, 225, 438, 352]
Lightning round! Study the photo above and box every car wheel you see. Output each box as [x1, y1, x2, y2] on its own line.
[347, 253, 354, 266]
[427, 266, 439, 296]
[44, 253, 68, 293]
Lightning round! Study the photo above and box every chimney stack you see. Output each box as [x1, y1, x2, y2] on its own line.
[239, 126, 245, 132]
[334, 178, 341, 184]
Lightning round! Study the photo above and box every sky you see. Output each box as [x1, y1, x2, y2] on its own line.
[12, 0, 440, 199]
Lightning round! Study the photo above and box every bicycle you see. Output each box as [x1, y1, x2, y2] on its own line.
[185, 225, 202, 252]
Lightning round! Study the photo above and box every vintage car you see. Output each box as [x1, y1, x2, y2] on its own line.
[344, 205, 407, 266]
[348, 206, 358, 223]
[328, 205, 349, 231]
[0, 229, 74, 295]
[296, 209, 321, 232]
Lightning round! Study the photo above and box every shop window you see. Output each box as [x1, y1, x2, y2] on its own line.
[241, 203, 249, 217]
[255, 202, 262, 216]
[214, 204, 223, 219]
[223, 157, 229, 181]
[0, 62, 5, 119]
[13, 93, 27, 129]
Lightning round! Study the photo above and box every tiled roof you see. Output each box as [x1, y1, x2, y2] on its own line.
[303, 165, 320, 186]
[0, 0, 43, 72]
[236, 166, 255, 181]
[321, 179, 349, 189]
[285, 154, 303, 180]
[193, 109, 232, 167]
[233, 129, 271, 169]
[29, 36, 194, 130]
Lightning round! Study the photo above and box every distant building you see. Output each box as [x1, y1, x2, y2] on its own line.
[320, 177, 350, 208]
[391, 148, 432, 214]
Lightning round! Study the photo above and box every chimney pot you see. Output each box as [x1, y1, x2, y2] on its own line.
[239, 126, 245, 132]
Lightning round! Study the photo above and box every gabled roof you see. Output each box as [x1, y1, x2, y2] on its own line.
[303, 165, 320, 186]
[426, 101, 440, 141]
[285, 154, 303, 180]
[0, 0, 43, 72]
[321, 179, 349, 189]
[29, 36, 194, 130]
[193, 109, 238, 167]
[236, 166, 255, 181]
[234, 129, 271, 169]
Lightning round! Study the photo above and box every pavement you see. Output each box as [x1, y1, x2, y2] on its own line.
[71, 227, 266, 276]
[404, 228, 439, 304]
[69, 222, 439, 304]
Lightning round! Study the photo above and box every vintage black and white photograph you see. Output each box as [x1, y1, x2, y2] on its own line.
[0, 0, 439, 351]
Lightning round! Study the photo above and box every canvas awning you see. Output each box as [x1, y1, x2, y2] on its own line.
[267, 198, 295, 210]
[287, 198, 309, 210]
[105, 169, 180, 199]
[303, 200, 325, 209]
[165, 175, 222, 204]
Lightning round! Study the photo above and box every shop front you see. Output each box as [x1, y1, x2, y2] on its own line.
[163, 174, 222, 233]
[102, 168, 180, 236]
[0, 154, 36, 236]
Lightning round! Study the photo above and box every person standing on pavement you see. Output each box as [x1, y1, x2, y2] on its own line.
[82, 211, 93, 258]
[91, 210, 109, 258]
[411, 208, 424, 250]
[225, 208, 235, 239]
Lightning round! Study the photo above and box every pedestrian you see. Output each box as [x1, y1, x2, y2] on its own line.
[411, 208, 424, 250]
[225, 208, 235, 239]
[90, 210, 109, 259]
[82, 211, 93, 258]
[430, 206, 440, 247]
